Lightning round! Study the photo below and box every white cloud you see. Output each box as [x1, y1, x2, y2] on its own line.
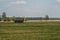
[56, 0, 60, 3]
[16, 1, 26, 4]
[10, 0, 27, 5]
[20, 7, 48, 14]
[7, 0, 27, 7]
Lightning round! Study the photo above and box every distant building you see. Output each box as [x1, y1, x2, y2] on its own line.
[14, 17, 24, 23]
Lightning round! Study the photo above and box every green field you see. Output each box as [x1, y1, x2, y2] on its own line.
[0, 22, 60, 40]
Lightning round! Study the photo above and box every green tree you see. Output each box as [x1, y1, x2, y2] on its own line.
[12, 16, 16, 21]
[6, 17, 11, 21]
[2, 12, 7, 21]
[2, 12, 6, 19]
[40, 17, 42, 20]
[0, 15, 2, 21]
[45, 15, 49, 20]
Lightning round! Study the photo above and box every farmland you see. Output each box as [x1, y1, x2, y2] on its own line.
[0, 22, 60, 40]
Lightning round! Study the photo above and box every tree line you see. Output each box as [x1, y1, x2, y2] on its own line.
[0, 12, 16, 22]
[0, 12, 50, 22]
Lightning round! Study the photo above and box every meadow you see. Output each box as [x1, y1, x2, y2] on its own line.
[0, 22, 60, 40]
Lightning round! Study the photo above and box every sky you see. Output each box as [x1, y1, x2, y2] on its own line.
[0, 0, 60, 18]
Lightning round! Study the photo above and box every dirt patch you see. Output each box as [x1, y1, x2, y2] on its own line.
[25, 20, 60, 22]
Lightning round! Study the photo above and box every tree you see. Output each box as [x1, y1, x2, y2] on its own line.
[2, 12, 6, 19]
[12, 16, 16, 21]
[24, 16, 27, 22]
[2, 12, 7, 21]
[0, 15, 2, 21]
[40, 17, 42, 20]
[45, 15, 49, 20]
[6, 17, 11, 21]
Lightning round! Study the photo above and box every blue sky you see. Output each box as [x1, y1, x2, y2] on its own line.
[0, 0, 60, 18]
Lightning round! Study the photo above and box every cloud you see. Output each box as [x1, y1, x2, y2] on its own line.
[20, 7, 48, 14]
[56, 0, 60, 3]
[7, 0, 27, 7]
[16, 1, 26, 4]
[10, 0, 27, 5]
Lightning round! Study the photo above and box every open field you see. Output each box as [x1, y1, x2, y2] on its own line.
[26, 20, 60, 22]
[0, 22, 60, 40]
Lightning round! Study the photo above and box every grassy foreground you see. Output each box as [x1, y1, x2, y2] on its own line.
[0, 22, 60, 40]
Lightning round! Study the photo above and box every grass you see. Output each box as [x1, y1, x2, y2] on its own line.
[0, 22, 60, 40]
